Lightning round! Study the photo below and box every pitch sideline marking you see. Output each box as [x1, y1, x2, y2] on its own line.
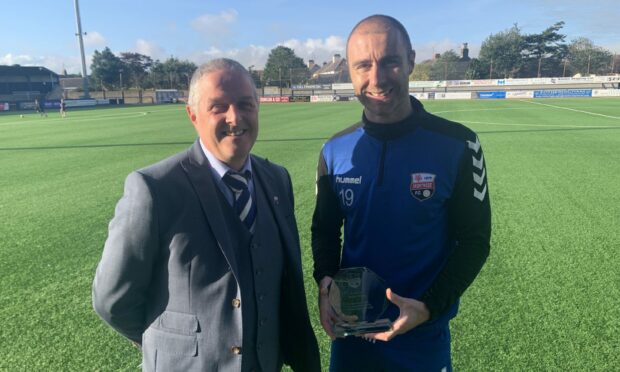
[0, 110, 150, 126]
[459, 120, 615, 129]
[433, 107, 543, 115]
[1, 105, 187, 127]
[432, 100, 620, 129]
[518, 99, 620, 121]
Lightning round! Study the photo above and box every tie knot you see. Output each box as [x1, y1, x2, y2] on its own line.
[223, 171, 251, 193]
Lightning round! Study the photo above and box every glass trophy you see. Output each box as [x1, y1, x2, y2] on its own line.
[328, 267, 392, 337]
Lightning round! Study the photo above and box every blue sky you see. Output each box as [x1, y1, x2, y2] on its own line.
[2, 0, 619, 74]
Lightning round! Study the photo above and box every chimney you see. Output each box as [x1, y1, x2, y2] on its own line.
[308, 59, 315, 69]
[332, 54, 341, 64]
[460, 43, 470, 61]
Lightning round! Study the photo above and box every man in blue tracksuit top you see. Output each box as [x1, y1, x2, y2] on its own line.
[311, 15, 491, 371]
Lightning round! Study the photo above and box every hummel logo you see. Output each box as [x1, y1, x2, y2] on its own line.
[335, 176, 363, 184]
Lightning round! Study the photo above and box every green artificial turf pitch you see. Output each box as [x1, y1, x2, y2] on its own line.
[1, 98, 619, 371]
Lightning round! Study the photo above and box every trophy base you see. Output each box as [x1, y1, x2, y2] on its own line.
[334, 318, 392, 337]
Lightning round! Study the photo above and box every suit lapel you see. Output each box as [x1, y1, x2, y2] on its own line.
[181, 140, 240, 275]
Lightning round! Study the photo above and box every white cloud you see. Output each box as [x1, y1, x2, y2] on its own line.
[191, 9, 238, 46]
[83, 31, 106, 47]
[281, 36, 346, 64]
[189, 45, 270, 70]
[6, 36, 488, 79]
[135, 39, 166, 60]
[47, 56, 85, 75]
[187, 36, 347, 70]
[0, 53, 85, 75]
[0, 53, 34, 65]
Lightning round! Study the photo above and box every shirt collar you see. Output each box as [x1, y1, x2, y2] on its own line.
[199, 139, 253, 180]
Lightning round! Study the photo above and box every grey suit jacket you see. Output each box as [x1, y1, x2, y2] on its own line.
[93, 140, 320, 372]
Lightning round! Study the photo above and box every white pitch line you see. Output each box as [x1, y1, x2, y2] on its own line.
[518, 99, 620, 121]
[460, 120, 615, 129]
[0, 111, 149, 126]
[1, 106, 186, 126]
[433, 107, 543, 115]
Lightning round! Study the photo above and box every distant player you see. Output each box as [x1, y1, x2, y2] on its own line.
[60, 99, 67, 118]
[34, 98, 47, 118]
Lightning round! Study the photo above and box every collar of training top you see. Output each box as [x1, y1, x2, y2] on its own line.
[362, 96, 425, 141]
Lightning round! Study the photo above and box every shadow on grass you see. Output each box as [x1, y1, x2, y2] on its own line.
[0, 137, 332, 151]
[2, 125, 620, 151]
[0, 142, 194, 151]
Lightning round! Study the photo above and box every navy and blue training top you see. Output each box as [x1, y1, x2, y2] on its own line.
[311, 96, 491, 326]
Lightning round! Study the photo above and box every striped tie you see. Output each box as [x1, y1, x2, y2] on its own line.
[223, 171, 256, 233]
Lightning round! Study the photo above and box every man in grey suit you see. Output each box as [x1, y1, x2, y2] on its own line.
[93, 58, 320, 372]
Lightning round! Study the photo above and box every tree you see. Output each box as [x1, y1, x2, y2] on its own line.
[429, 50, 461, 81]
[147, 60, 167, 89]
[464, 58, 488, 80]
[164, 58, 197, 90]
[119, 52, 153, 89]
[566, 37, 613, 76]
[147, 57, 197, 89]
[478, 25, 524, 78]
[90, 47, 124, 89]
[263, 46, 309, 87]
[410, 61, 431, 81]
[522, 22, 568, 77]
[249, 69, 262, 88]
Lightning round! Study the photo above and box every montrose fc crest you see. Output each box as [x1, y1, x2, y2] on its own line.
[410, 173, 436, 201]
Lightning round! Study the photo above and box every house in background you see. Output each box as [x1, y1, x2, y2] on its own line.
[307, 59, 321, 77]
[309, 54, 350, 84]
[454, 43, 472, 78]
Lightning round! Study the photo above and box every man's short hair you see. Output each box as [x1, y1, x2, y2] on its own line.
[187, 58, 257, 110]
[346, 14, 413, 58]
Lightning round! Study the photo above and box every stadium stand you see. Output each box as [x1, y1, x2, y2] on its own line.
[0, 65, 60, 110]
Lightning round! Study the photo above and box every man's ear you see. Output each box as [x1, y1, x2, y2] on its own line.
[408, 50, 416, 74]
[186, 105, 197, 124]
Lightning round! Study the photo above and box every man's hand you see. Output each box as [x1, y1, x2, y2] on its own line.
[318, 276, 338, 340]
[367, 288, 430, 342]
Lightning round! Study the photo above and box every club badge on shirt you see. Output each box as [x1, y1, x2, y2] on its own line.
[410, 173, 436, 201]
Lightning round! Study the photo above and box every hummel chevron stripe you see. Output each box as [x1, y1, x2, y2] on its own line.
[474, 184, 487, 201]
[473, 168, 486, 185]
[469, 136, 486, 201]
[473, 153, 484, 170]
[467, 137, 481, 153]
